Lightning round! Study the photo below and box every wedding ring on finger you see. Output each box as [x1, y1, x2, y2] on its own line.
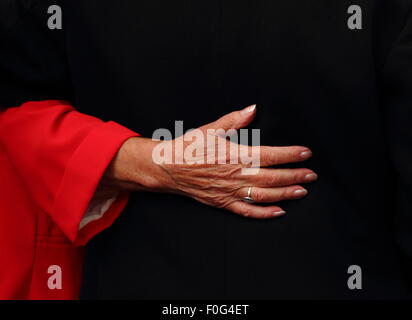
[242, 186, 255, 204]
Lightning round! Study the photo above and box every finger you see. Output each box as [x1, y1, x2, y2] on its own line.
[237, 185, 308, 203]
[199, 104, 257, 132]
[239, 168, 318, 187]
[250, 145, 313, 167]
[226, 201, 286, 219]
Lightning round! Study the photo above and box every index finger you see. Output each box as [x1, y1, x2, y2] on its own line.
[250, 146, 312, 167]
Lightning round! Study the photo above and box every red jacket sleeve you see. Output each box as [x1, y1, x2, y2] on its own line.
[0, 100, 139, 246]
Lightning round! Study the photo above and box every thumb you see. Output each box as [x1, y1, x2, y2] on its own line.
[199, 104, 257, 132]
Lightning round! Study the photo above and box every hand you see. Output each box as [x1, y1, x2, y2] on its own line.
[103, 105, 318, 219]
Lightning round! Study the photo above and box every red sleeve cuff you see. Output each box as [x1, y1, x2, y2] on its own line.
[51, 121, 139, 245]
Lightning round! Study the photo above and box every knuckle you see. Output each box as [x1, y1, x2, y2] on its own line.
[262, 149, 274, 164]
[287, 148, 298, 159]
[264, 173, 278, 186]
[253, 189, 265, 202]
[236, 203, 251, 217]
[284, 172, 296, 185]
[234, 110, 243, 120]
[224, 165, 241, 178]
[268, 150, 279, 164]
[230, 203, 244, 216]
[225, 111, 240, 127]
[242, 208, 251, 217]
[291, 171, 300, 183]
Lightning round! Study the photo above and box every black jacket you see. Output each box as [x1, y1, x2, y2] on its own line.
[1, 0, 412, 299]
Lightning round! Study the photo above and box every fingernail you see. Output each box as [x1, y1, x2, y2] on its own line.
[304, 173, 318, 181]
[241, 104, 256, 116]
[300, 150, 312, 159]
[293, 189, 308, 197]
[273, 210, 286, 216]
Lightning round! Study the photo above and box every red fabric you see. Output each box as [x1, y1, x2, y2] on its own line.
[0, 100, 139, 299]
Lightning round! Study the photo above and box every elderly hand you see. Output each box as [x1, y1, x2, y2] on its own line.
[103, 105, 317, 219]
